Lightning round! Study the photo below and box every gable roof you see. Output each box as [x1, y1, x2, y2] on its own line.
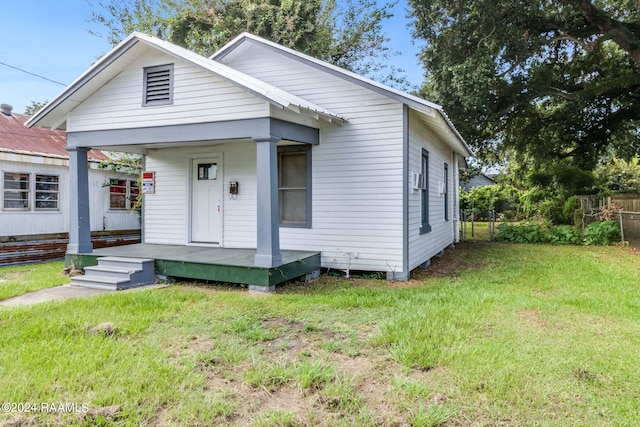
[212, 33, 472, 156]
[26, 32, 345, 130]
[0, 111, 107, 161]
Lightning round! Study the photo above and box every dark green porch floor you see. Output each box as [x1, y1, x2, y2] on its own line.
[66, 244, 321, 290]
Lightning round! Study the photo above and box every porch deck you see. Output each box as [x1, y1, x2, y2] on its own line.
[66, 244, 321, 290]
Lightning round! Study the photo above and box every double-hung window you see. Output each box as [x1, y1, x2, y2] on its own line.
[35, 175, 60, 210]
[109, 179, 140, 210]
[444, 163, 449, 221]
[278, 146, 311, 227]
[2, 172, 59, 211]
[420, 149, 431, 234]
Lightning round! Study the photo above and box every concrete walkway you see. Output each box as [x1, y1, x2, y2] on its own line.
[0, 283, 165, 307]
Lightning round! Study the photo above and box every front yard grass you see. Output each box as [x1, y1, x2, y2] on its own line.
[0, 243, 639, 426]
[0, 261, 68, 301]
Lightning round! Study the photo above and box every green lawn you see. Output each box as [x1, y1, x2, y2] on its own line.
[0, 261, 69, 301]
[460, 220, 494, 242]
[0, 243, 639, 426]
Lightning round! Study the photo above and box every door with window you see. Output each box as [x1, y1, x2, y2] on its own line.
[191, 158, 222, 244]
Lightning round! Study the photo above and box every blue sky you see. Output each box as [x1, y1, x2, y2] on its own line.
[0, 0, 424, 115]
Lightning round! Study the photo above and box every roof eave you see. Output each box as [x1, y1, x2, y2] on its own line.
[212, 33, 467, 153]
[25, 33, 142, 129]
[212, 33, 443, 113]
[27, 32, 346, 129]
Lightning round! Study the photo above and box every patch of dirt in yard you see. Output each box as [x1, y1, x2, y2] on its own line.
[168, 315, 429, 426]
[276, 241, 495, 293]
[408, 241, 494, 283]
[148, 406, 170, 427]
[516, 308, 561, 330]
[330, 353, 404, 424]
[0, 416, 38, 427]
[165, 335, 215, 359]
[78, 405, 121, 424]
[260, 319, 309, 360]
[231, 382, 319, 426]
[0, 270, 29, 283]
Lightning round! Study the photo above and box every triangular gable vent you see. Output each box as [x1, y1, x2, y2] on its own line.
[144, 64, 173, 105]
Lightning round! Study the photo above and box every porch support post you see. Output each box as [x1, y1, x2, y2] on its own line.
[254, 137, 282, 268]
[67, 147, 93, 254]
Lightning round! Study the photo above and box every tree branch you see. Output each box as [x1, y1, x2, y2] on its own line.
[571, 0, 640, 65]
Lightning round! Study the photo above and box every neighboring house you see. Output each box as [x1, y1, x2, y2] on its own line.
[0, 104, 139, 237]
[27, 32, 472, 284]
[462, 173, 496, 191]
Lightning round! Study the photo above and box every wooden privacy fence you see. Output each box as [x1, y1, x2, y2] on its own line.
[578, 194, 640, 246]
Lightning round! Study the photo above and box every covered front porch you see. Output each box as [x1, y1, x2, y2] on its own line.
[67, 244, 321, 291]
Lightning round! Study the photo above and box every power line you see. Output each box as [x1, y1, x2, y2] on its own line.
[0, 60, 67, 86]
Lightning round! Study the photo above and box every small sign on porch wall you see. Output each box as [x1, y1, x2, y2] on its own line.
[142, 171, 155, 194]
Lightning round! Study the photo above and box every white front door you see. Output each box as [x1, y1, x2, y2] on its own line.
[191, 158, 222, 244]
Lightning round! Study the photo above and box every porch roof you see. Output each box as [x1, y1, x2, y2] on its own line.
[26, 32, 346, 131]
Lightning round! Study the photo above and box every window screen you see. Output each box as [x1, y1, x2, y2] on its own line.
[278, 147, 311, 227]
[35, 175, 59, 210]
[3, 172, 30, 210]
[109, 179, 139, 210]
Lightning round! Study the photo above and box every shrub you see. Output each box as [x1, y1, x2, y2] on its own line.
[495, 221, 548, 244]
[460, 184, 522, 220]
[583, 221, 621, 246]
[548, 225, 581, 245]
[496, 220, 621, 246]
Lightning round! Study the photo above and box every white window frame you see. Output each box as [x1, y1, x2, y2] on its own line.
[2, 171, 30, 211]
[34, 174, 60, 211]
[2, 172, 60, 212]
[277, 145, 312, 228]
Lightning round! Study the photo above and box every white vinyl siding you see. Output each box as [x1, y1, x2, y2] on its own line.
[0, 158, 139, 236]
[67, 49, 269, 132]
[143, 142, 257, 247]
[223, 49, 406, 274]
[408, 110, 457, 271]
[143, 121, 406, 274]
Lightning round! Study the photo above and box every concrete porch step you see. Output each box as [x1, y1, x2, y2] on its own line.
[97, 256, 154, 270]
[70, 274, 130, 291]
[71, 256, 156, 290]
[84, 265, 141, 280]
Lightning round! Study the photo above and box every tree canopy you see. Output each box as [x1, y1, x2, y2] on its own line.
[409, 0, 640, 170]
[23, 100, 47, 116]
[91, 0, 407, 87]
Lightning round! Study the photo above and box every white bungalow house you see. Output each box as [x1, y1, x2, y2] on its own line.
[0, 104, 139, 238]
[27, 32, 471, 290]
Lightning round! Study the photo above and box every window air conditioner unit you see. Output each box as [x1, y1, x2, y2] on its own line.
[412, 172, 425, 190]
